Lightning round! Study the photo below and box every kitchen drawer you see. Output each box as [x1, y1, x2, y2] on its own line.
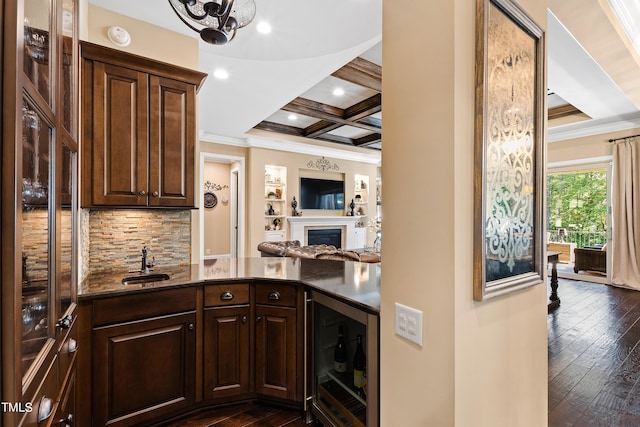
[204, 283, 250, 307]
[20, 357, 59, 427]
[255, 282, 297, 307]
[93, 287, 196, 326]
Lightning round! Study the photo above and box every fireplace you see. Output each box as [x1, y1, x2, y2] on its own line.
[287, 216, 363, 249]
[307, 228, 342, 248]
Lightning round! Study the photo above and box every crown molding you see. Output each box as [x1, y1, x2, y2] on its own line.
[199, 130, 381, 165]
[548, 112, 640, 142]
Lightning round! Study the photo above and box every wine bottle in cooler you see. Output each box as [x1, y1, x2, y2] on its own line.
[353, 334, 366, 395]
[334, 324, 347, 373]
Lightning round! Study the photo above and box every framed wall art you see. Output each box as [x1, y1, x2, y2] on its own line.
[473, 0, 546, 301]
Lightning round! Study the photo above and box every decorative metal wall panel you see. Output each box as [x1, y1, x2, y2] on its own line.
[474, 0, 546, 301]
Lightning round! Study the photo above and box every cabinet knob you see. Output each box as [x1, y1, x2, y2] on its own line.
[256, 316, 262, 322]
[38, 396, 54, 422]
[188, 323, 194, 331]
[139, 190, 146, 196]
[152, 191, 159, 197]
[242, 315, 248, 323]
[268, 291, 281, 301]
[220, 291, 234, 301]
[56, 314, 73, 329]
[58, 413, 74, 426]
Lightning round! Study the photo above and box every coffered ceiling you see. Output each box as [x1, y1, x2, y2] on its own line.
[89, 0, 640, 152]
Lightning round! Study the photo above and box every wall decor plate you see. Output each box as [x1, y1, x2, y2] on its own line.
[204, 192, 217, 209]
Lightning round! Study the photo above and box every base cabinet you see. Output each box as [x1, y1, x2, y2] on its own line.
[92, 312, 196, 426]
[203, 305, 251, 401]
[255, 305, 298, 401]
[203, 282, 304, 404]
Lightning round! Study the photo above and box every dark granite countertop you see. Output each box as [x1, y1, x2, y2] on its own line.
[79, 257, 380, 314]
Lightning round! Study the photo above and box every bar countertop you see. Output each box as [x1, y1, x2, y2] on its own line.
[79, 257, 381, 314]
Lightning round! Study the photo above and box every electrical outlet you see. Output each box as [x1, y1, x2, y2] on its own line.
[395, 302, 423, 346]
[205, 248, 211, 255]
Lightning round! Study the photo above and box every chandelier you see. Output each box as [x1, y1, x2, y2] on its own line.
[168, 0, 256, 45]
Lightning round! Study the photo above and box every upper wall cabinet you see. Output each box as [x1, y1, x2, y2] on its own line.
[80, 42, 207, 208]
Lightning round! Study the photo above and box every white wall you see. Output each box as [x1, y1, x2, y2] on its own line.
[380, 0, 548, 425]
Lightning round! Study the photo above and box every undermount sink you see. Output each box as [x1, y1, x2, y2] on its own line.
[121, 273, 170, 285]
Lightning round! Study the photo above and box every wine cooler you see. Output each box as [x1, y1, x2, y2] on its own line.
[307, 291, 379, 427]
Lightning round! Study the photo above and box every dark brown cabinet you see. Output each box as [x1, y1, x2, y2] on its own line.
[203, 284, 252, 401]
[204, 306, 252, 400]
[2, 0, 80, 425]
[80, 42, 207, 208]
[203, 282, 304, 404]
[89, 287, 197, 427]
[255, 282, 301, 401]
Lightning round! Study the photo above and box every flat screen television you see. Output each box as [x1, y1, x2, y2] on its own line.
[300, 177, 345, 210]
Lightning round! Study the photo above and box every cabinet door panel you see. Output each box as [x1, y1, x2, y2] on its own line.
[92, 312, 196, 426]
[91, 62, 148, 206]
[148, 76, 195, 207]
[255, 305, 297, 401]
[204, 306, 251, 400]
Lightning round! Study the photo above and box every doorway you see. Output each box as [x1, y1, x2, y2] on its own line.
[199, 153, 246, 260]
[547, 158, 612, 284]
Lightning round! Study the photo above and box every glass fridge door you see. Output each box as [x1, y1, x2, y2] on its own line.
[311, 291, 377, 427]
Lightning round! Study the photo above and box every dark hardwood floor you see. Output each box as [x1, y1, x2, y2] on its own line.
[549, 278, 640, 426]
[154, 402, 314, 427]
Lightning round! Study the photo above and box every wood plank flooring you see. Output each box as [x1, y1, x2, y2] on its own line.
[154, 402, 313, 427]
[549, 278, 640, 426]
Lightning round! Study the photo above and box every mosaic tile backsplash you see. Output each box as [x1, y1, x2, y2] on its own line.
[83, 209, 191, 275]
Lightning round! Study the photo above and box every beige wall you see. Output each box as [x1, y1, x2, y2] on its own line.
[85, 4, 198, 69]
[247, 147, 379, 256]
[547, 128, 636, 165]
[203, 162, 232, 256]
[381, 0, 548, 425]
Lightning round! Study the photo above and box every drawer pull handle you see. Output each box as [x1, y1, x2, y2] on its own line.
[152, 191, 159, 197]
[268, 291, 281, 301]
[221, 291, 234, 301]
[56, 314, 73, 329]
[38, 396, 54, 422]
[68, 338, 78, 354]
[139, 190, 146, 196]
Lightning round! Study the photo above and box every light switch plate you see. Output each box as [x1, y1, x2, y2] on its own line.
[395, 302, 423, 346]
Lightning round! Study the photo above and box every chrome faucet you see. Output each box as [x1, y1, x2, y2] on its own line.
[141, 246, 155, 274]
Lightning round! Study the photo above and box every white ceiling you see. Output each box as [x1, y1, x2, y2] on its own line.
[89, 0, 640, 146]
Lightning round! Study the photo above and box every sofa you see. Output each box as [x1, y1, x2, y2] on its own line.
[573, 245, 606, 274]
[257, 240, 381, 263]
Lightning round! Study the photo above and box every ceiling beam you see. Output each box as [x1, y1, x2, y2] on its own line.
[331, 57, 382, 92]
[548, 103, 584, 120]
[282, 98, 381, 132]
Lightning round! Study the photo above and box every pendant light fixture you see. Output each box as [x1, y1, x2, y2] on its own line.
[168, 0, 256, 45]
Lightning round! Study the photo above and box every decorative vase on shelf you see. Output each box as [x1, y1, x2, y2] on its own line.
[349, 199, 355, 216]
[374, 230, 381, 252]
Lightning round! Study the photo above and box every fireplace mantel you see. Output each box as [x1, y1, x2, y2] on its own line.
[287, 216, 364, 248]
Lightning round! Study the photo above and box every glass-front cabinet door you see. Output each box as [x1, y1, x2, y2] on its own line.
[21, 98, 53, 378]
[58, 141, 77, 319]
[1, 0, 78, 424]
[24, 0, 53, 106]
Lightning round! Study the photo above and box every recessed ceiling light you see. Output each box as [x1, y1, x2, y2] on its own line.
[256, 22, 272, 34]
[288, 114, 298, 121]
[213, 69, 229, 79]
[333, 88, 345, 96]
